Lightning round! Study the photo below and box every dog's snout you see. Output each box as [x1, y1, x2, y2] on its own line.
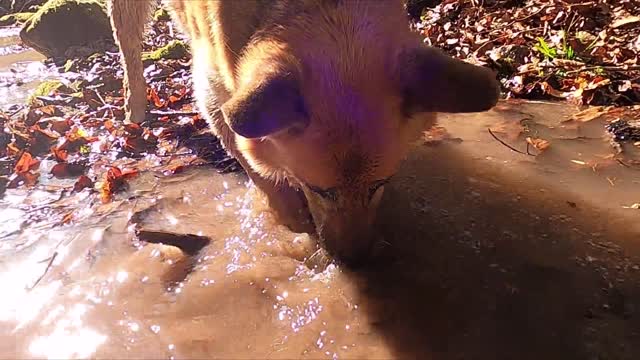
[317, 216, 375, 267]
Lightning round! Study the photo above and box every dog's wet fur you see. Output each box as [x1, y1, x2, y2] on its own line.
[108, 0, 500, 265]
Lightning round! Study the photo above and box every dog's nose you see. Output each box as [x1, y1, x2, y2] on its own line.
[319, 225, 374, 268]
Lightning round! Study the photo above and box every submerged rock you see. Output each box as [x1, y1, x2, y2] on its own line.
[19, 0, 112, 58]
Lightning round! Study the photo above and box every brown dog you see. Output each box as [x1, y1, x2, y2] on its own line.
[108, 0, 500, 264]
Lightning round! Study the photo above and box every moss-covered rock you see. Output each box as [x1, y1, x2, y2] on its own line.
[0, 12, 35, 26]
[142, 40, 188, 64]
[153, 7, 170, 22]
[28, 79, 73, 104]
[19, 0, 112, 58]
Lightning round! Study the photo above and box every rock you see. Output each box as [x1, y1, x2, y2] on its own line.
[19, 0, 113, 58]
[141, 40, 188, 65]
[28, 79, 74, 105]
[0, 11, 33, 26]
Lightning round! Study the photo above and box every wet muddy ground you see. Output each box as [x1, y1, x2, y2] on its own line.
[1, 29, 640, 360]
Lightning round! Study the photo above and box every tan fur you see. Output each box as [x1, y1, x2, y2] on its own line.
[108, 0, 500, 263]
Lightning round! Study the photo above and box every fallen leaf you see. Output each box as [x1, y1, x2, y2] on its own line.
[52, 148, 68, 162]
[611, 16, 640, 29]
[100, 167, 138, 203]
[564, 106, 613, 123]
[61, 212, 74, 225]
[73, 175, 94, 192]
[423, 126, 463, 145]
[50, 163, 87, 178]
[8, 171, 39, 188]
[526, 137, 551, 152]
[147, 87, 166, 108]
[49, 117, 74, 134]
[14, 152, 40, 174]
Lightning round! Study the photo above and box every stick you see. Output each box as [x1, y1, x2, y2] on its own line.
[28, 252, 58, 291]
[487, 128, 536, 156]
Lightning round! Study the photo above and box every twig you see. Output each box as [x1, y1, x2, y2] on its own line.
[526, 142, 534, 156]
[149, 110, 199, 117]
[93, 89, 107, 105]
[487, 128, 535, 156]
[7, 106, 25, 118]
[565, 65, 640, 75]
[27, 252, 58, 291]
[616, 158, 631, 168]
[474, 27, 545, 55]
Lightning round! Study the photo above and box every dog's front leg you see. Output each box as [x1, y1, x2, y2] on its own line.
[108, 0, 152, 124]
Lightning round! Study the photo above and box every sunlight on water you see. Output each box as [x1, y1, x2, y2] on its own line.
[0, 207, 23, 239]
[28, 303, 107, 359]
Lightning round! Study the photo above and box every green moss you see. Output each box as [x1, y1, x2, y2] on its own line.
[141, 40, 188, 63]
[0, 12, 35, 26]
[20, 0, 111, 58]
[62, 58, 76, 72]
[153, 7, 170, 21]
[25, 0, 106, 33]
[28, 80, 73, 104]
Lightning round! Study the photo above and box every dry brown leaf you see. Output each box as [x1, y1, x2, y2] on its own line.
[611, 16, 640, 29]
[61, 212, 74, 225]
[73, 175, 94, 192]
[424, 126, 454, 143]
[14, 152, 40, 174]
[100, 167, 138, 203]
[50, 163, 87, 179]
[563, 106, 613, 123]
[526, 137, 551, 152]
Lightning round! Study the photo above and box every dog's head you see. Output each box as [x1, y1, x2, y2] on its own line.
[220, 1, 500, 264]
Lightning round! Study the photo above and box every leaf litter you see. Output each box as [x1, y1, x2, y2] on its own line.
[411, 0, 640, 106]
[0, 10, 240, 230]
[2, 1, 640, 229]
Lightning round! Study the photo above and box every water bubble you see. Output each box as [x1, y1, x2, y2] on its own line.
[116, 271, 128, 283]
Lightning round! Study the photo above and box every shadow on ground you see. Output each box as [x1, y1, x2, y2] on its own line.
[357, 143, 640, 360]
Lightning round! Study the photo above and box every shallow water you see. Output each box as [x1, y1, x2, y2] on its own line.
[1, 30, 640, 359]
[0, 27, 60, 106]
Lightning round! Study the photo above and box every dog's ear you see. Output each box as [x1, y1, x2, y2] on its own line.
[221, 72, 309, 138]
[398, 45, 501, 115]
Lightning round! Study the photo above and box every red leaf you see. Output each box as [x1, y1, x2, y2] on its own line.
[52, 148, 68, 162]
[61, 212, 74, 225]
[73, 175, 94, 192]
[14, 152, 40, 174]
[100, 167, 137, 203]
[147, 87, 166, 108]
[50, 163, 87, 178]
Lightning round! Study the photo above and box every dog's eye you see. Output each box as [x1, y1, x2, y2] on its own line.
[308, 184, 338, 201]
[368, 179, 389, 199]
